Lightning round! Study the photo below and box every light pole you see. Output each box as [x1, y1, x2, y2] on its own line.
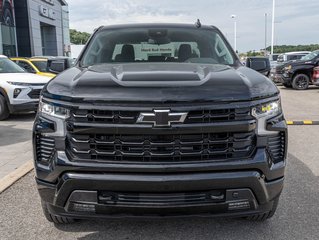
[271, 0, 276, 55]
[231, 14, 237, 53]
[264, 13, 267, 56]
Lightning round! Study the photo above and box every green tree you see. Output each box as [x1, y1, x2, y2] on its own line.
[246, 50, 263, 57]
[265, 44, 319, 54]
[70, 29, 91, 45]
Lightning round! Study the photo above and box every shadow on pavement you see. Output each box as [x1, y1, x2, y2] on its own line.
[0, 125, 32, 147]
[5, 113, 36, 122]
[53, 154, 319, 240]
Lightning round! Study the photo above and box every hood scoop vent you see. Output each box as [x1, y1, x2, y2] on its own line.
[109, 63, 215, 87]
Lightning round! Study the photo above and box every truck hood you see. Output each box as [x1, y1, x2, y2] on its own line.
[0, 73, 51, 84]
[280, 59, 314, 68]
[45, 63, 279, 103]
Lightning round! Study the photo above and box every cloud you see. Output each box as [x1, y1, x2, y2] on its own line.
[67, 0, 319, 52]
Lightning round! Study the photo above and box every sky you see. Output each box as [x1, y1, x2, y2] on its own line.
[66, 0, 319, 52]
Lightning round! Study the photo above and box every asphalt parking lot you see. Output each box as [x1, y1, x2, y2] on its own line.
[0, 113, 34, 179]
[0, 86, 319, 240]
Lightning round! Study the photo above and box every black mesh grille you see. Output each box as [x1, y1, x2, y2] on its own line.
[268, 132, 286, 164]
[71, 107, 252, 124]
[185, 108, 251, 123]
[36, 135, 55, 164]
[28, 89, 42, 99]
[98, 190, 225, 206]
[67, 132, 256, 163]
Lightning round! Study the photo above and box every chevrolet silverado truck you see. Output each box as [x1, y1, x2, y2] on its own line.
[33, 23, 287, 224]
[275, 50, 319, 90]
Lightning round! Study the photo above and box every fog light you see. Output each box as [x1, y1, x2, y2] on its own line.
[72, 203, 96, 213]
[13, 88, 22, 98]
[228, 201, 251, 211]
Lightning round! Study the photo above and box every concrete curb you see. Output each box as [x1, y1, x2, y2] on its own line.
[0, 160, 33, 194]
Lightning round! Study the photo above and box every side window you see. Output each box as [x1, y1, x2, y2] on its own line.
[214, 35, 234, 65]
[288, 55, 298, 61]
[17, 61, 35, 73]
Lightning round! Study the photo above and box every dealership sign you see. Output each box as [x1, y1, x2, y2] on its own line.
[39, 5, 56, 20]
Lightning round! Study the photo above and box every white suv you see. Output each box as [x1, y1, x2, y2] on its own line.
[0, 55, 51, 120]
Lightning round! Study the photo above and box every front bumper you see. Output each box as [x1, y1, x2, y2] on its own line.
[35, 145, 286, 218]
[9, 101, 38, 113]
[37, 169, 284, 219]
[270, 72, 283, 83]
[6, 85, 43, 113]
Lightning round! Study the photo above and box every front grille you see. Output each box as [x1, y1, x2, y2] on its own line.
[275, 65, 285, 74]
[184, 108, 251, 123]
[28, 89, 42, 99]
[268, 132, 286, 164]
[98, 190, 225, 206]
[35, 135, 55, 164]
[71, 107, 252, 124]
[67, 132, 256, 163]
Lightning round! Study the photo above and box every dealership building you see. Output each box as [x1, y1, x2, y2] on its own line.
[0, 0, 70, 57]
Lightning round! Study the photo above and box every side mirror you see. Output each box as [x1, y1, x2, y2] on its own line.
[48, 60, 66, 74]
[246, 58, 270, 75]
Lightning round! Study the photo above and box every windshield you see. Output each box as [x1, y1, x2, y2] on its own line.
[0, 58, 26, 73]
[31, 60, 48, 72]
[81, 27, 235, 67]
[301, 50, 319, 61]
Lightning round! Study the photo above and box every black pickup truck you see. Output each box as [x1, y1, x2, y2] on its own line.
[33, 23, 287, 224]
[274, 50, 319, 90]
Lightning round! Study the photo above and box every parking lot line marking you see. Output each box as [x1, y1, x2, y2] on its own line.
[0, 160, 33, 194]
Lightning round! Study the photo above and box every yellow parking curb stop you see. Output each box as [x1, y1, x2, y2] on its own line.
[286, 120, 319, 125]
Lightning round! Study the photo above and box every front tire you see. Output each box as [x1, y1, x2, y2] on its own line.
[0, 95, 10, 120]
[41, 200, 76, 224]
[292, 74, 310, 90]
[246, 197, 279, 221]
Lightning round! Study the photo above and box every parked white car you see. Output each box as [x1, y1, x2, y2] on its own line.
[276, 51, 310, 63]
[0, 55, 51, 120]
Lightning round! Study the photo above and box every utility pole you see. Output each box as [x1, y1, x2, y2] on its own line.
[271, 0, 276, 55]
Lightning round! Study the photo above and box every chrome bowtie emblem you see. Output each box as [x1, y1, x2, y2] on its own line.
[137, 110, 188, 127]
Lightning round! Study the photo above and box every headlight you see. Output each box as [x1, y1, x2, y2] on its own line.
[252, 101, 281, 119]
[7, 81, 33, 86]
[39, 99, 70, 119]
[7, 81, 44, 87]
[252, 100, 282, 136]
[284, 65, 292, 71]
